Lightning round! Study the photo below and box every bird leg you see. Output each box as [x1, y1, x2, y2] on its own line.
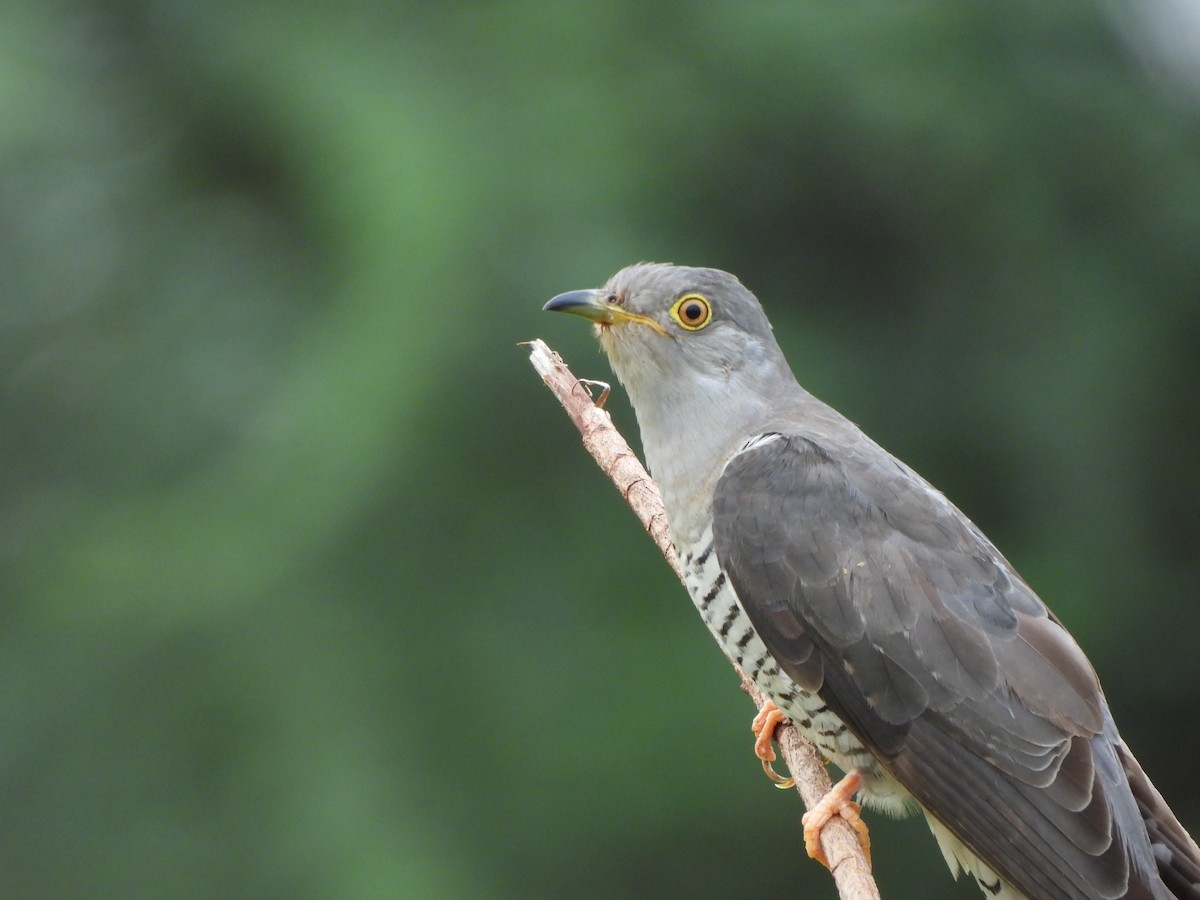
[750, 699, 795, 789]
[802, 768, 871, 871]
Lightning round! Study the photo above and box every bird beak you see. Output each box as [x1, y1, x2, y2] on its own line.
[543, 289, 668, 336]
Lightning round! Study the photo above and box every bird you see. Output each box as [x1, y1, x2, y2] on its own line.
[544, 263, 1200, 900]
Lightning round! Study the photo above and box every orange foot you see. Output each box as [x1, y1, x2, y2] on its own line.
[801, 769, 872, 871]
[750, 700, 795, 789]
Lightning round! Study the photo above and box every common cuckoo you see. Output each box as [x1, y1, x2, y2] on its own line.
[544, 263, 1200, 900]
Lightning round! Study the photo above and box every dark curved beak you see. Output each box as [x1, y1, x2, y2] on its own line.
[543, 289, 668, 336]
[543, 290, 612, 321]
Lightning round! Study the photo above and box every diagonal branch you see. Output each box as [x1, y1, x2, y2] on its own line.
[527, 338, 881, 900]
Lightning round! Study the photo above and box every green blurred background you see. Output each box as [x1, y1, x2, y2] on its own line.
[4, 1, 1199, 897]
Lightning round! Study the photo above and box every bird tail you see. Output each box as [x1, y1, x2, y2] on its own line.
[1118, 743, 1200, 898]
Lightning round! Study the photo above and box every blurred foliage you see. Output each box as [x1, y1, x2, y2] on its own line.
[2, 1, 1199, 897]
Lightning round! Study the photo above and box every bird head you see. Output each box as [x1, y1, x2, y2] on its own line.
[543, 262, 789, 410]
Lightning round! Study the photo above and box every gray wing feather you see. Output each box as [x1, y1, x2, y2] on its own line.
[713, 434, 1184, 900]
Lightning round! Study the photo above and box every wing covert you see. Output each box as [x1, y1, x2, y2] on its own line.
[712, 433, 1162, 900]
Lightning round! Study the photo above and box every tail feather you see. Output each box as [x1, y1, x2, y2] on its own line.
[1118, 744, 1200, 899]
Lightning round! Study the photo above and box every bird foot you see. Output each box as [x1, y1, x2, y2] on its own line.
[576, 378, 611, 408]
[801, 769, 871, 871]
[750, 700, 795, 789]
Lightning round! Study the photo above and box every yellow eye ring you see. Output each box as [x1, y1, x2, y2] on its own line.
[670, 293, 712, 331]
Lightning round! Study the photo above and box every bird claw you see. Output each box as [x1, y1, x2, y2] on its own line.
[576, 378, 611, 408]
[801, 769, 871, 871]
[751, 700, 795, 789]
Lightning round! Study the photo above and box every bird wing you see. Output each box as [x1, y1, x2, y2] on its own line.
[712, 432, 1165, 900]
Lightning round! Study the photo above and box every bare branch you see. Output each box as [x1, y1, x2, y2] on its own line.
[528, 338, 881, 900]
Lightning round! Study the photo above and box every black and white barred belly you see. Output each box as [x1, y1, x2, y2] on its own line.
[678, 524, 874, 771]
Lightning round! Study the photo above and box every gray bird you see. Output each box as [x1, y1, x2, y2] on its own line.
[544, 263, 1200, 900]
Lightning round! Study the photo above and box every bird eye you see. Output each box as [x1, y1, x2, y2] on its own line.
[670, 293, 712, 331]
